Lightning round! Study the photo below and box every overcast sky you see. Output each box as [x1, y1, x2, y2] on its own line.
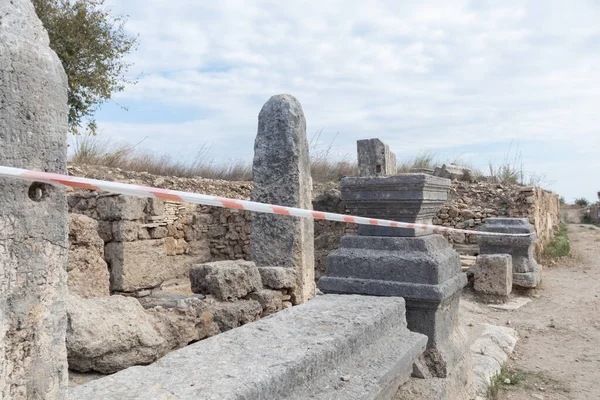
[96, 0, 600, 202]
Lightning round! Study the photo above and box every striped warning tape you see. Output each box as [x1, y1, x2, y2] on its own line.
[0, 166, 532, 237]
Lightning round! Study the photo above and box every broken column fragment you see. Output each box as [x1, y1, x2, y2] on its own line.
[250, 94, 315, 304]
[472, 254, 513, 301]
[0, 1, 70, 398]
[357, 138, 397, 177]
[477, 218, 541, 289]
[319, 172, 470, 383]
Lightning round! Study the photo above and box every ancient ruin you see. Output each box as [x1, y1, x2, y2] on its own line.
[319, 164, 471, 391]
[0, 3, 569, 397]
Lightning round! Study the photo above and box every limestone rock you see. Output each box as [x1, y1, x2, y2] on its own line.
[247, 289, 284, 316]
[67, 295, 170, 374]
[473, 254, 512, 297]
[205, 299, 262, 331]
[68, 214, 110, 298]
[189, 260, 262, 301]
[112, 220, 139, 242]
[470, 324, 518, 396]
[145, 296, 219, 350]
[105, 239, 194, 292]
[250, 94, 315, 304]
[97, 195, 147, 221]
[257, 266, 297, 290]
[66, 295, 218, 374]
[0, 0, 70, 397]
[433, 164, 473, 181]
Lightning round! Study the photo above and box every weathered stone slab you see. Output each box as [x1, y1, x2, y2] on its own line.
[257, 266, 297, 290]
[478, 218, 541, 288]
[250, 94, 315, 304]
[433, 164, 473, 181]
[357, 138, 397, 177]
[472, 254, 513, 298]
[205, 298, 263, 331]
[340, 174, 451, 237]
[189, 260, 262, 301]
[105, 240, 194, 292]
[111, 220, 139, 242]
[247, 289, 284, 316]
[97, 195, 147, 221]
[68, 215, 110, 298]
[470, 324, 518, 397]
[69, 295, 427, 400]
[0, 1, 69, 397]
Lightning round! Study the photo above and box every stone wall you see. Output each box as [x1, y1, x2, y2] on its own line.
[433, 182, 560, 258]
[65, 165, 560, 293]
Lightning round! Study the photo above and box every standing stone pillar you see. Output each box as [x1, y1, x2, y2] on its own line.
[478, 218, 541, 289]
[251, 94, 315, 304]
[357, 138, 397, 177]
[319, 173, 469, 380]
[0, 1, 69, 399]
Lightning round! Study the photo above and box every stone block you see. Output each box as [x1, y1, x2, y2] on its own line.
[106, 240, 194, 292]
[97, 220, 113, 242]
[145, 198, 165, 216]
[357, 138, 397, 177]
[66, 295, 217, 374]
[164, 237, 188, 255]
[251, 94, 315, 304]
[319, 235, 468, 378]
[340, 174, 451, 237]
[190, 260, 262, 301]
[112, 220, 140, 242]
[257, 266, 297, 289]
[473, 254, 512, 297]
[68, 214, 110, 298]
[1, 1, 70, 396]
[97, 195, 146, 221]
[205, 299, 262, 331]
[478, 218, 541, 288]
[433, 164, 473, 181]
[246, 289, 284, 316]
[149, 226, 168, 239]
[69, 295, 427, 400]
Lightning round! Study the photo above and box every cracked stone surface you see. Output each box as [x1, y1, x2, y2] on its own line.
[0, 0, 70, 398]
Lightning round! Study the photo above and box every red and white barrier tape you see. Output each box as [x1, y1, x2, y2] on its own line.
[0, 166, 532, 237]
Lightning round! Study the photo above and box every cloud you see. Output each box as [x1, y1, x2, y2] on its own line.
[97, 0, 600, 200]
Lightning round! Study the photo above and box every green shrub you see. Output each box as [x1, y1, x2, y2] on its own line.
[545, 223, 571, 259]
[575, 198, 589, 207]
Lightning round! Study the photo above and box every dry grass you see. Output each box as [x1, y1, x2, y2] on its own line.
[69, 136, 252, 181]
[69, 135, 543, 186]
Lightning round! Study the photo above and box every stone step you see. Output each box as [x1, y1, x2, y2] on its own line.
[69, 294, 427, 400]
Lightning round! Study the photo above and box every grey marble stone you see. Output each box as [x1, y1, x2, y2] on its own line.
[250, 94, 315, 304]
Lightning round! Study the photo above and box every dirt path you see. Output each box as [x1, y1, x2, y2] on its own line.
[482, 224, 600, 399]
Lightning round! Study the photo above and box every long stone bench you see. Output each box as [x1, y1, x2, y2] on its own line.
[70, 294, 427, 400]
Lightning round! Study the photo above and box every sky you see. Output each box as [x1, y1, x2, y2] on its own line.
[95, 0, 600, 202]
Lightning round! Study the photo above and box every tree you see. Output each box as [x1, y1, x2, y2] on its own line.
[574, 198, 589, 208]
[33, 0, 138, 134]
